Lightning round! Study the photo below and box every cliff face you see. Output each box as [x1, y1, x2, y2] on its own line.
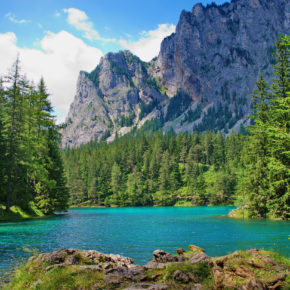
[61, 51, 166, 147]
[61, 0, 289, 148]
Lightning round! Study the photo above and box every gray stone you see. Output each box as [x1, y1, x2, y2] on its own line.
[61, 0, 289, 148]
[124, 283, 169, 290]
[189, 253, 213, 266]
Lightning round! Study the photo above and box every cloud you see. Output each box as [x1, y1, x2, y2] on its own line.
[5, 13, 30, 24]
[0, 31, 103, 123]
[63, 8, 116, 43]
[119, 24, 175, 62]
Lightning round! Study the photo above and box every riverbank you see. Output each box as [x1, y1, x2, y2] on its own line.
[228, 208, 287, 221]
[0, 202, 45, 222]
[3, 245, 289, 289]
[70, 200, 233, 209]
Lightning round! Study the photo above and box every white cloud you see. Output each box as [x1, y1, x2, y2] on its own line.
[63, 8, 116, 43]
[5, 13, 30, 24]
[0, 31, 103, 123]
[119, 24, 175, 62]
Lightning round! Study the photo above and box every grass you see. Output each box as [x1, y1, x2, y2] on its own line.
[228, 208, 250, 219]
[3, 260, 106, 290]
[228, 208, 286, 221]
[164, 261, 212, 283]
[3, 248, 290, 289]
[173, 200, 194, 207]
[0, 202, 45, 222]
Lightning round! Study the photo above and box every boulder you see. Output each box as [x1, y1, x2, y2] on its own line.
[145, 249, 187, 269]
[241, 277, 267, 290]
[188, 245, 205, 254]
[189, 253, 213, 266]
[124, 283, 169, 290]
[105, 265, 147, 282]
[177, 248, 186, 256]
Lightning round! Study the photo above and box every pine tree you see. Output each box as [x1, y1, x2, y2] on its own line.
[265, 35, 290, 219]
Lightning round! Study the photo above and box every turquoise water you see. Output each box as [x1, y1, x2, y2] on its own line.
[0, 206, 289, 280]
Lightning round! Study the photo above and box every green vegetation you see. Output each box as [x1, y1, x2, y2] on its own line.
[237, 35, 289, 220]
[3, 247, 289, 289]
[62, 35, 289, 220]
[0, 202, 45, 221]
[166, 90, 192, 121]
[139, 99, 159, 119]
[119, 112, 135, 127]
[63, 129, 244, 208]
[0, 59, 69, 218]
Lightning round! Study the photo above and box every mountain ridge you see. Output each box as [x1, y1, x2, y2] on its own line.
[61, 0, 289, 148]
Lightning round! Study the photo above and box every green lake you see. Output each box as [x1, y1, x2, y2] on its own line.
[0, 206, 289, 280]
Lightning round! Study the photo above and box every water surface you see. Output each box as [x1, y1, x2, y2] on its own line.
[0, 206, 289, 280]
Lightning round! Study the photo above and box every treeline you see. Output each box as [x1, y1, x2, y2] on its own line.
[238, 35, 289, 219]
[0, 59, 68, 214]
[62, 35, 289, 220]
[63, 130, 244, 207]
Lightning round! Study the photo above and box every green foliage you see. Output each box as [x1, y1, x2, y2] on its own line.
[139, 99, 159, 119]
[181, 103, 203, 125]
[119, 112, 135, 127]
[238, 34, 290, 220]
[0, 60, 69, 216]
[63, 129, 245, 207]
[164, 261, 211, 283]
[166, 90, 192, 122]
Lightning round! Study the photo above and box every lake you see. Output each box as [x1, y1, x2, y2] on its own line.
[0, 206, 289, 280]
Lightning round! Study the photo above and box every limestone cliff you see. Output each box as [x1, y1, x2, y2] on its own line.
[61, 0, 289, 148]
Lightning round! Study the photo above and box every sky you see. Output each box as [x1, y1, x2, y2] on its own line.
[0, 0, 229, 123]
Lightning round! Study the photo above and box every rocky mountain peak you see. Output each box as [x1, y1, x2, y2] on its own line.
[61, 0, 289, 148]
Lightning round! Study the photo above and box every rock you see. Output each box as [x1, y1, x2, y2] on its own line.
[64, 253, 80, 265]
[124, 283, 169, 290]
[105, 265, 146, 282]
[213, 266, 225, 288]
[145, 261, 169, 269]
[241, 277, 267, 290]
[177, 248, 186, 256]
[78, 265, 102, 271]
[261, 256, 278, 265]
[246, 259, 263, 269]
[151, 273, 162, 281]
[41, 249, 67, 264]
[188, 284, 202, 290]
[268, 281, 284, 290]
[188, 245, 205, 254]
[173, 270, 190, 283]
[152, 250, 179, 263]
[245, 248, 260, 256]
[234, 265, 255, 278]
[61, 0, 289, 148]
[172, 270, 201, 284]
[267, 273, 288, 286]
[189, 253, 213, 266]
[145, 249, 187, 269]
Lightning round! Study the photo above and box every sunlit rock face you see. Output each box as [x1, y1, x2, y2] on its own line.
[61, 0, 289, 148]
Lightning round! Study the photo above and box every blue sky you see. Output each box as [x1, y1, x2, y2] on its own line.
[0, 0, 229, 122]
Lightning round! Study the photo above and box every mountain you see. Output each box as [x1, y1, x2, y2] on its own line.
[61, 0, 289, 148]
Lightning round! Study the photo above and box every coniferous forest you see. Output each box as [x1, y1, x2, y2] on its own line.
[0, 59, 69, 215]
[62, 35, 289, 220]
[0, 36, 288, 220]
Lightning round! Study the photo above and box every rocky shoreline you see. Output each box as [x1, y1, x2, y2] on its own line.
[4, 245, 289, 289]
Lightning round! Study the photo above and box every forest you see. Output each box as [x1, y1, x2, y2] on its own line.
[0, 59, 69, 215]
[63, 35, 289, 220]
[0, 35, 288, 220]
